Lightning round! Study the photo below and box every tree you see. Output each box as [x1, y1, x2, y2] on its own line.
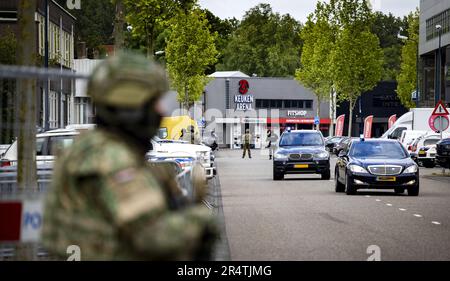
[202, 9, 237, 74]
[124, 0, 196, 57]
[165, 8, 218, 109]
[332, 27, 384, 136]
[295, 10, 334, 129]
[370, 12, 407, 81]
[57, 0, 115, 57]
[396, 11, 419, 109]
[219, 4, 302, 77]
[17, 0, 37, 190]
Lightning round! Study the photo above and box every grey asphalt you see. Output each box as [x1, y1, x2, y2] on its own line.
[215, 148, 450, 261]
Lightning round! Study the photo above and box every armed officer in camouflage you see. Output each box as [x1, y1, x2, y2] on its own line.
[42, 52, 218, 260]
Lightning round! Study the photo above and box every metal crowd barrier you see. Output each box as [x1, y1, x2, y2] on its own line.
[0, 160, 196, 260]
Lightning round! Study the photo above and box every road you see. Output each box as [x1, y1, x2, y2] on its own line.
[214, 148, 450, 261]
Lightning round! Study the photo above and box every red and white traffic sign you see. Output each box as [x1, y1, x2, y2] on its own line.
[429, 115, 450, 132]
[432, 100, 449, 116]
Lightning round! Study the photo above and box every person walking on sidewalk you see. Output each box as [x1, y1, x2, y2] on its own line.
[242, 129, 252, 159]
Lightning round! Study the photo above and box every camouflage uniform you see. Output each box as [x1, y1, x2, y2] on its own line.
[242, 129, 252, 158]
[42, 52, 218, 260]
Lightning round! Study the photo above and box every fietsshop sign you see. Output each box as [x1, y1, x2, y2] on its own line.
[235, 80, 254, 111]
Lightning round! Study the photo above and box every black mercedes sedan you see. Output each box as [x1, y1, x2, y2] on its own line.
[335, 139, 419, 196]
[273, 130, 330, 181]
[436, 138, 450, 168]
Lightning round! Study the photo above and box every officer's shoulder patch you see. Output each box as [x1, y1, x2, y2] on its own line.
[112, 168, 137, 185]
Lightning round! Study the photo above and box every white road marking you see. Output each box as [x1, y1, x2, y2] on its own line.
[432, 221, 441, 225]
[375, 199, 381, 202]
[399, 208, 407, 211]
[413, 214, 423, 218]
[386, 203, 393, 206]
[365, 195, 371, 198]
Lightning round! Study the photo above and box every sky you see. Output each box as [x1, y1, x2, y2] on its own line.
[198, 0, 420, 23]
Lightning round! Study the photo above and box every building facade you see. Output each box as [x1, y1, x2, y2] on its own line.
[0, 0, 76, 131]
[336, 81, 409, 137]
[160, 72, 331, 148]
[419, 0, 450, 108]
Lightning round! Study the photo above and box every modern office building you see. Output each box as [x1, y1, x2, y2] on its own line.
[419, 0, 450, 107]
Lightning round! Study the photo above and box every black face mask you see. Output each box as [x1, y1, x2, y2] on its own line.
[96, 100, 162, 153]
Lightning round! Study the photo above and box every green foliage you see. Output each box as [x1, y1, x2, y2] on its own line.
[124, 0, 196, 57]
[65, 0, 115, 57]
[396, 11, 419, 109]
[219, 3, 302, 77]
[333, 27, 383, 105]
[370, 12, 408, 81]
[295, 12, 335, 113]
[202, 9, 237, 74]
[166, 8, 218, 107]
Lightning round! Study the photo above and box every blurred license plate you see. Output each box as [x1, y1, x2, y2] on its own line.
[377, 176, 396, 182]
[294, 164, 309, 168]
[419, 151, 426, 155]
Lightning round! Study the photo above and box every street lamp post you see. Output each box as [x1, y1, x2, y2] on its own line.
[398, 31, 419, 107]
[436, 24, 442, 104]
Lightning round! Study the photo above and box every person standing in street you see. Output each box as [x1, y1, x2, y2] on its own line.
[42, 52, 218, 261]
[242, 129, 252, 159]
[266, 129, 279, 160]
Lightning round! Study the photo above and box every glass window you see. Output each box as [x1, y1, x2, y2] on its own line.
[36, 137, 46, 156]
[279, 132, 324, 146]
[305, 100, 312, 109]
[423, 138, 439, 146]
[284, 100, 291, 108]
[49, 135, 75, 155]
[262, 100, 270, 108]
[350, 141, 408, 159]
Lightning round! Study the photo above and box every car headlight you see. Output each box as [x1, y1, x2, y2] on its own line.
[348, 164, 369, 174]
[403, 165, 418, 174]
[274, 152, 288, 160]
[314, 152, 329, 159]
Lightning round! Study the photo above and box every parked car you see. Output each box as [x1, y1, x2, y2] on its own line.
[147, 137, 215, 179]
[399, 130, 428, 151]
[436, 138, 450, 169]
[410, 134, 447, 168]
[273, 130, 330, 181]
[333, 137, 358, 156]
[325, 136, 346, 152]
[335, 138, 419, 196]
[0, 129, 80, 167]
[0, 124, 96, 167]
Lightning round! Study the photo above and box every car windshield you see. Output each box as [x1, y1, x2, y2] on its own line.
[279, 132, 323, 146]
[49, 135, 76, 155]
[350, 141, 408, 159]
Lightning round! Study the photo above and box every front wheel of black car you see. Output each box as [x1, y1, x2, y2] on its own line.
[321, 168, 331, 180]
[345, 174, 357, 195]
[407, 185, 419, 196]
[423, 161, 435, 168]
[335, 170, 345, 192]
[273, 168, 284, 181]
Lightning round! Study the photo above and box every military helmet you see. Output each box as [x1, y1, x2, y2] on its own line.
[87, 52, 169, 108]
